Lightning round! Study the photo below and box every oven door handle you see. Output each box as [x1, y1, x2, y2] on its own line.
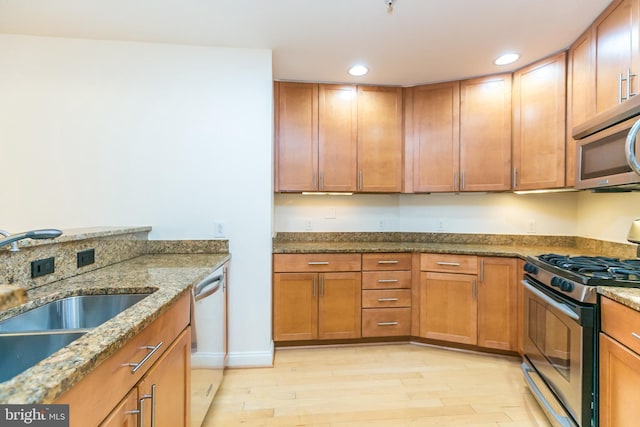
[521, 363, 578, 427]
[522, 281, 579, 321]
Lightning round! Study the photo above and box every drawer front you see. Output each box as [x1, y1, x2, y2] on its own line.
[362, 308, 411, 337]
[601, 297, 640, 355]
[421, 253, 477, 274]
[362, 289, 411, 308]
[273, 253, 361, 272]
[362, 253, 412, 271]
[362, 271, 412, 289]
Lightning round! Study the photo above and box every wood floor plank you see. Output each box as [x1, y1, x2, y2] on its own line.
[202, 343, 550, 426]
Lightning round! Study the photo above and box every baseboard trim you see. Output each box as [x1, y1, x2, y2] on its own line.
[226, 341, 274, 368]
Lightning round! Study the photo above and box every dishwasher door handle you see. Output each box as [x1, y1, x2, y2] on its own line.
[194, 275, 223, 301]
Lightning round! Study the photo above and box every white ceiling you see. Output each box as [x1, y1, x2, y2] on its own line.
[0, 0, 612, 86]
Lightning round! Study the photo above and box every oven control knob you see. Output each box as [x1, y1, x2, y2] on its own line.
[550, 276, 561, 287]
[559, 280, 574, 292]
[524, 263, 538, 274]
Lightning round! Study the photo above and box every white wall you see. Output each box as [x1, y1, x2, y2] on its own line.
[576, 191, 640, 243]
[0, 34, 274, 366]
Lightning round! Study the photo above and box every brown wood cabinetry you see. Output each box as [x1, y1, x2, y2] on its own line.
[56, 293, 191, 427]
[273, 254, 362, 341]
[459, 74, 512, 191]
[361, 253, 412, 337]
[410, 82, 460, 192]
[512, 52, 567, 190]
[599, 297, 640, 426]
[357, 86, 404, 192]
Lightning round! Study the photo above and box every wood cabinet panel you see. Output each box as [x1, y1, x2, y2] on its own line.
[420, 253, 478, 274]
[318, 272, 361, 339]
[477, 257, 518, 351]
[601, 296, 640, 355]
[599, 333, 640, 427]
[362, 253, 412, 270]
[411, 81, 460, 192]
[512, 52, 567, 190]
[460, 74, 512, 191]
[362, 271, 412, 289]
[99, 389, 138, 427]
[273, 253, 361, 273]
[419, 271, 477, 345]
[357, 86, 403, 192]
[517, 259, 525, 355]
[318, 84, 358, 191]
[273, 273, 318, 341]
[275, 82, 318, 191]
[362, 289, 411, 308]
[362, 308, 411, 337]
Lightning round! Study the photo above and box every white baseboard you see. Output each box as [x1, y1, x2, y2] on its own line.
[226, 341, 274, 368]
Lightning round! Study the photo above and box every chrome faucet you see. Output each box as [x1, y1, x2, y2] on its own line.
[0, 229, 63, 252]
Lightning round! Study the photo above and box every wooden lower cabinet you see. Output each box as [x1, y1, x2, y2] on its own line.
[273, 271, 361, 341]
[100, 389, 138, 427]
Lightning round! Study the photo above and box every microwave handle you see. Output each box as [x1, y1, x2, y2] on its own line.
[625, 118, 640, 175]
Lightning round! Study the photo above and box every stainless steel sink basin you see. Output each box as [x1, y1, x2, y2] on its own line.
[0, 331, 87, 382]
[0, 294, 149, 333]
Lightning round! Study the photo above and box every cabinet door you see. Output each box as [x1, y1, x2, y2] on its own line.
[594, 0, 640, 114]
[357, 86, 403, 192]
[567, 30, 595, 186]
[516, 259, 525, 355]
[477, 257, 518, 351]
[138, 328, 191, 427]
[512, 52, 567, 190]
[273, 273, 318, 341]
[460, 74, 512, 191]
[412, 81, 460, 192]
[599, 333, 640, 427]
[318, 84, 358, 191]
[419, 272, 477, 345]
[318, 272, 362, 339]
[100, 389, 138, 427]
[275, 82, 318, 191]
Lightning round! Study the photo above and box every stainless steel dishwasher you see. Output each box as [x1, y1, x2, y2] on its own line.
[190, 263, 228, 427]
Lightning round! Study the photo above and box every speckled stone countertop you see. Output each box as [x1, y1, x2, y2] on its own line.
[0, 253, 230, 404]
[598, 287, 640, 311]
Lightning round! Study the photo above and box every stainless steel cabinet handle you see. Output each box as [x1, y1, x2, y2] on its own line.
[358, 170, 363, 191]
[513, 168, 518, 188]
[628, 68, 637, 99]
[139, 397, 146, 427]
[378, 260, 399, 264]
[472, 279, 477, 300]
[313, 172, 318, 191]
[128, 342, 164, 373]
[307, 261, 329, 265]
[377, 298, 399, 302]
[625, 118, 640, 176]
[461, 171, 465, 190]
[150, 384, 156, 427]
[480, 259, 485, 282]
[632, 332, 640, 340]
[320, 275, 325, 297]
[454, 171, 459, 191]
[377, 322, 399, 326]
[377, 279, 398, 283]
[312, 276, 317, 297]
[619, 72, 625, 103]
[436, 261, 461, 266]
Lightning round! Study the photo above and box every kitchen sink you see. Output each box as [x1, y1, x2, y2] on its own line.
[0, 331, 87, 383]
[0, 293, 149, 333]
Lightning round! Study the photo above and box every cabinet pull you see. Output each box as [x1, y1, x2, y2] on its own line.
[512, 168, 517, 188]
[377, 279, 398, 283]
[619, 72, 625, 103]
[128, 342, 164, 373]
[319, 172, 324, 190]
[472, 279, 477, 300]
[628, 68, 637, 99]
[454, 171, 459, 191]
[313, 172, 318, 190]
[377, 321, 399, 326]
[150, 384, 157, 427]
[480, 259, 485, 282]
[307, 261, 329, 265]
[312, 276, 317, 297]
[378, 260, 399, 264]
[436, 261, 461, 266]
[378, 298, 399, 302]
[632, 332, 640, 341]
[461, 171, 465, 190]
[139, 397, 146, 427]
[320, 275, 325, 297]
[358, 170, 363, 191]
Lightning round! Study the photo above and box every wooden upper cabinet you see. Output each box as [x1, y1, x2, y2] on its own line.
[411, 82, 461, 192]
[593, 0, 640, 114]
[275, 82, 318, 191]
[318, 84, 358, 191]
[459, 74, 512, 192]
[357, 86, 404, 192]
[512, 52, 567, 190]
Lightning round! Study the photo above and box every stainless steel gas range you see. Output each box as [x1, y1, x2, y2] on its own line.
[521, 254, 640, 427]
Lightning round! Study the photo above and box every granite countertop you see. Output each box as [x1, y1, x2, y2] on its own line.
[598, 286, 640, 311]
[0, 253, 230, 404]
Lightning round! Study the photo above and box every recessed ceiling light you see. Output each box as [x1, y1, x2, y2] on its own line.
[348, 65, 369, 76]
[494, 53, 520, 66]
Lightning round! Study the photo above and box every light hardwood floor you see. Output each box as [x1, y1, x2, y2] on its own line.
[203, 343, 551, 426]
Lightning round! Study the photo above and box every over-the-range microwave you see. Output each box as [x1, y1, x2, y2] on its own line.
[575, 113, 640, 191]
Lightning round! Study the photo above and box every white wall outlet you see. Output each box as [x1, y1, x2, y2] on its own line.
[304, 219, 313, 231]
[214, 221, 226, 238]
[324, 207, 337, 219]
[527, 219, 537, 234]
[378, 219, 385, 230]
[437, 218, 446, 232]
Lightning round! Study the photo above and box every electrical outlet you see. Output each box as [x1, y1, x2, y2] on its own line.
[77, 248, 95, 268]
[214, 221, 226, 238]
[304, 219, 313, 231]
[437, 218, 446, 232]
[527, 219, 537, 234]
[31, 257, 55, 278]
[378, 219, 385, 230]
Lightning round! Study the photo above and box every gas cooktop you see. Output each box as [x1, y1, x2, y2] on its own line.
[535, 254, 640, 286]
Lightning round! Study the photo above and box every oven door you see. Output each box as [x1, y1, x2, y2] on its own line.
[522, 277, 596, 427]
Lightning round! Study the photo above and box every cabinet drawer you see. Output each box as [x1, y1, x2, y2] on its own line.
[362, 308, 411, 337]
[362, 253, 412, 271]
[273, 253, 361, 272]
[362, 271, 411, 289]
[362, 290, 411, 308]
[601, 297, 640, 355]
[421, 253, 477, 274]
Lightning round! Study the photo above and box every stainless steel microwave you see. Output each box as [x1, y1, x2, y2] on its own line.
[575, 115, 640, 191]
